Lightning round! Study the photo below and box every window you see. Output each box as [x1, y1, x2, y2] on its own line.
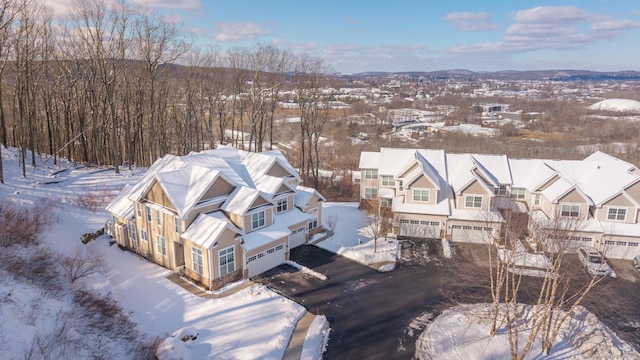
[174, 217, 180, 233]
[617, 241, 627, 246]
[380, 198, 392, 207]
[140, 229, 148, 242]
[219, 246, 235, 277]
[156, 210, 162, 226]
[413, 189, 430, 202]
[604, 240, 615, 245]
[251, 211, 266, 230]
[607, 207, 627, 221]
[308, 208, 318, 230]
[465, 195, 482, 208]
[381, 176, 395, 186]
[112, 215, 119, 226]
[365, 169, 378, 179]
[510, 188, 526, 200]
[534, 194, 541, 206]
[398, 180, 404, 192]
[561, 204, 580, 217]
[192, 247, 203, 275]
[156, 235, 166, 256]
[494, 185, 507, 196]
[136, 203, 142, 217]
[364, 187, 377, 199]
[127, 220, 137, 241]
[629, 242, 639, 247]
[146, 206, 152, 222]
[276, 197, 288, 213]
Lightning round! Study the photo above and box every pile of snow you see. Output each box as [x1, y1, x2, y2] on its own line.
[415, 303, 639, 360]
[301, 315, 331, 360]
[588, 98, 640, 113]
[441, 238, 452, 258]
[336, 239, 399, 266]
[377, 263, 396, 272]
[286, 260, 328, 280]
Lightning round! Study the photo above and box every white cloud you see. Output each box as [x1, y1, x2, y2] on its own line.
[443, 12, 498, 31]
[513, 6, 590, 24]
[214, 22, 273, 42]
[591, 19, 640, 31]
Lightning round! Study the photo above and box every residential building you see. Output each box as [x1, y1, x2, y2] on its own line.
[359, 148, 640, 260]
[106, 146, 325, 289]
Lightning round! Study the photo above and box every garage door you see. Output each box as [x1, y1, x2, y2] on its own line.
[399, 220, 441, 239]
[289, 227, 307, 249]
[246, 243, 286, 277]
[450, 225, 492, 244]
[602, 240, 640, 260]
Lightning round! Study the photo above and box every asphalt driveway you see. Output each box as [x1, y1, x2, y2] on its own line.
[256, 245, 450, 359]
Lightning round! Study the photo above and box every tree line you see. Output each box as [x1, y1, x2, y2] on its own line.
[0, 0, 334, 188]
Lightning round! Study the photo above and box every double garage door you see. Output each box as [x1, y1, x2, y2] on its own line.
[246, 243, 285, 277]
[399, 220, 441, 239]
[450, 225, 493, 244]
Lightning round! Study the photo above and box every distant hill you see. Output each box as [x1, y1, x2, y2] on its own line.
[345, 69, 640, 81]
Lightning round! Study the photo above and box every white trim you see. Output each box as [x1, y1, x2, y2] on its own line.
[464, 195, 483, 208]
[412, 188, 430, 202]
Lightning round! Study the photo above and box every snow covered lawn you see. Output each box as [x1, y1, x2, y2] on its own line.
[318, 202, 399, 266]
[92, 239, 305, 360]
[415, 303, 639, 360]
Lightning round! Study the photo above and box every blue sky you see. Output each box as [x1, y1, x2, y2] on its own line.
[51, 0, 640, 73]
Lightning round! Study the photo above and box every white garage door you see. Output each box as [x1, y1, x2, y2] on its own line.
[450, 225, 492, 244]
[602, 240, 640, 260]
[399, 220, 441, 239]
[246, 243, 286, 277]
[289, 227, 307, 249]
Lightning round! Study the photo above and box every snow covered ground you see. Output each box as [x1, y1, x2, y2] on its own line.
[318, 202, 399, 266]
[415, 303, 640, 360]
[0, 147, 305, 359]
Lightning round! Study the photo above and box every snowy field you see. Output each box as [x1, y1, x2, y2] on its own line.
[0, 147, 305, 359]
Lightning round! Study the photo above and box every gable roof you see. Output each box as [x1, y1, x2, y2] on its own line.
[294, 185, 326, 208]
[154, 165, 223, 218]
[359, 151, 380, 169]
[222, 186, 272, 215]
[181, 212, 242, 249]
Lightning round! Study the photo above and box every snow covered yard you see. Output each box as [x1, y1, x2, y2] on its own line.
[415, 303, 640, 360]
[317, 202, 399, 266]
[92, 238, 305, 360]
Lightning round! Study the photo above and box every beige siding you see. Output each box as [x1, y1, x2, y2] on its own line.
[559, 189, 587, 204]
[251, 196, 270, 209]
[243, 208, 274, 233]
[459, 180, 491, 211]
[597, 194, 635, 223]
[200, 177, 235, 201]
[183, 239, 212, 285]
[267, 161, 290, 177]
[229, 212, 243, 229]
[274, 184, 291, 196]
[408, 173, 435, 189]
[246, 238, 287, 257]
[145, 181, 177, 211]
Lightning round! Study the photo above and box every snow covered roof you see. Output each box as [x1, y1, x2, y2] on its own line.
[588, 98, 640, 113]
[154, 166, 221, 218]
[222, 186, 270, 215]
[509, 159, 556, 191]
[181, 212, 242, 249]
[106, 184, 134, 219]
[392, 196, 451, 216]
[294, 185, 326, 208]
[275, 208, 310, 228]
[359, 151, 380, 169]
[242, 218, 291, 251]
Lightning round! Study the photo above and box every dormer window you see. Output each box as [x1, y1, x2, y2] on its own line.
[276, 197, 288, 213]
[561, 204, 580, 217]
[412, 189, 430, 202]
[251, 210, 266, 230]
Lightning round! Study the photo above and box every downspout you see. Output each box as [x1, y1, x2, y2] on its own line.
[209, 246, 214, 290]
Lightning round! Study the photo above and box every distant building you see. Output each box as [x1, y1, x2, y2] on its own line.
[359, 148, 640, 260]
